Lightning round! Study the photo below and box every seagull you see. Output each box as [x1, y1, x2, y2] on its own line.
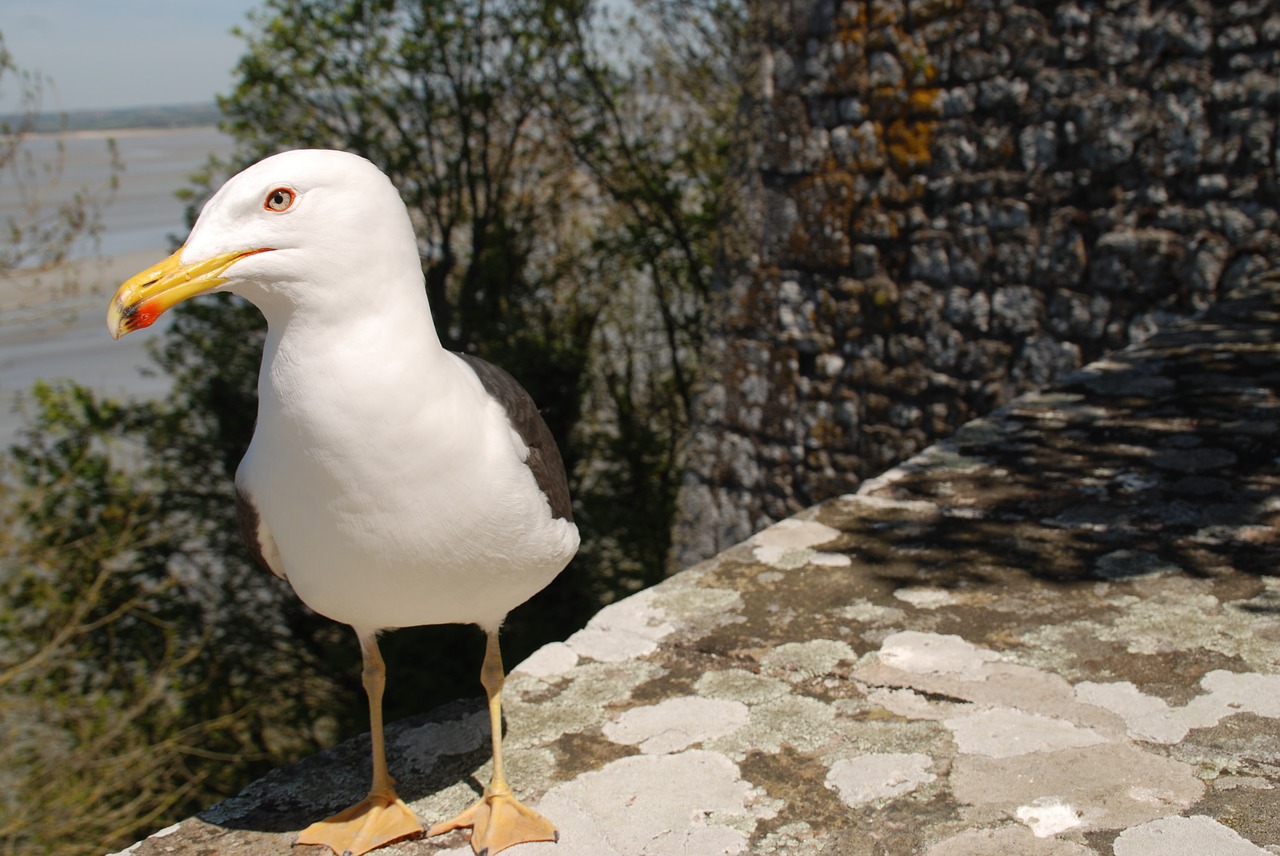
[106, 149, 580, 856]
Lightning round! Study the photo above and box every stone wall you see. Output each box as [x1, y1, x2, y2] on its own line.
[671, 0, 1280, 567]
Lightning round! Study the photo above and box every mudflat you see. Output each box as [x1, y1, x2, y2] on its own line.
[0, 125, 233, 446]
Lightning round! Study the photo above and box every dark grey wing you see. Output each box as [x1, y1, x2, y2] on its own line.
[235, 484, 287, 580]
[456, 352, 574, 523]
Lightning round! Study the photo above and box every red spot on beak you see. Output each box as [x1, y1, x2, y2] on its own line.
[131, 298, 162, 331]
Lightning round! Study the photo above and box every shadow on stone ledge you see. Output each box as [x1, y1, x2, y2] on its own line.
[116, 276, 1280, 855]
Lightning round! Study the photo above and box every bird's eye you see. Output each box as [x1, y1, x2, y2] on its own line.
[264, 188, 296, 212]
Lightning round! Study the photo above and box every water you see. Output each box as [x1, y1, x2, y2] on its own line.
[0, 126, 235, 447]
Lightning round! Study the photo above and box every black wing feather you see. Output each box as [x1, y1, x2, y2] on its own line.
[457, 353, 574, 523]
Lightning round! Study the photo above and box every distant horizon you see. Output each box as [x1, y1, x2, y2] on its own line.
[55, 100, 219, 116]
[3, 1, 258, 115]
[5, 102, 223, 134]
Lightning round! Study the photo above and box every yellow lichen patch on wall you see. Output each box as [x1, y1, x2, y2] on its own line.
[885, 118, 934, 172]
[910, 87, 942, 117]
[828, 7, 943, 179]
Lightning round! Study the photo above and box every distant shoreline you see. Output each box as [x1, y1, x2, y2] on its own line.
[32, 124, 225, 142]
[3, 102, 223, 135]
[0, 123, 233, 444]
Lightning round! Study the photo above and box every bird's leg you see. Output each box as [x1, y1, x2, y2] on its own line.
[295, 630, 424, 856]
[428, 630, 557, 856]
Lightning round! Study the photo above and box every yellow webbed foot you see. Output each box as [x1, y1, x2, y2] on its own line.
[295, 791, 424, 856]
[428, 791, 557, 856]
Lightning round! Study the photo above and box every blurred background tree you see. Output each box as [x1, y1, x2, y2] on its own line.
[0, 34, 120, 275]
[0, 34, 253, 856]
[0, 1, 746, 852]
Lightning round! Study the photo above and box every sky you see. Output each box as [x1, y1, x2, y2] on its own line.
[2, 0, 263, 112]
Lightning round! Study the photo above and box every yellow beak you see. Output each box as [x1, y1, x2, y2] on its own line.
[105, 246, 272, 340]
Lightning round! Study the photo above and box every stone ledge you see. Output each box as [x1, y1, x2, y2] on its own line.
[117, 276, 1280, 854]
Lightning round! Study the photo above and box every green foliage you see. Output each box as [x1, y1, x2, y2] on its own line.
[550, 0, 746, 589]
[0, 42, 177, 854]
[0, 379, 367, 856]
[0, 384, 256, 855]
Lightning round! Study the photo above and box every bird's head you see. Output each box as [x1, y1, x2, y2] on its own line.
[106, 149, 420, 339]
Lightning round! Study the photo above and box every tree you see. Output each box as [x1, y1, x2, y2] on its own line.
[0, 38, 334, 856]
[550, 0, 747, 584]
[0, 386, 236, 856]
[0, 35, 119, 276]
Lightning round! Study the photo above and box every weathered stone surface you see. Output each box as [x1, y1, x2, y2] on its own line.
[114, 268, 1280, 856]
[672, 0, 1280, 567]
